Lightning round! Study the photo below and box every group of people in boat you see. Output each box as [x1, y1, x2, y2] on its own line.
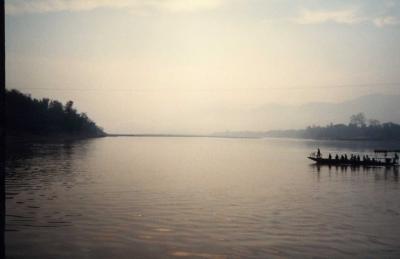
[315, 148, 399, 164]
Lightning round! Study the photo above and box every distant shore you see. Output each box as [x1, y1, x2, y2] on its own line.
[6, 132, 399, 143]
[106, 133, 258, 139]
[103, 133, 400, 141]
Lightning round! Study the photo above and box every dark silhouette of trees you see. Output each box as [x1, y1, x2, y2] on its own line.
[349, 112, 366, 127]
[368, 119, 380, 127]
[301, 114, 400, 140]
[265, 113, 400, 140]
[5, 89, 105, 138]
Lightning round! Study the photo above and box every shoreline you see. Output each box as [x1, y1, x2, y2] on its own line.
[107, 134, 400, 142]
[106, 133, 258, 139]
[5, 133, 400, 143]
[6, 134, 106, 144]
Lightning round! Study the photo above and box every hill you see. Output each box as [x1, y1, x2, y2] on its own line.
[251, 94, 400, 130]
[213, 113, 400, 141]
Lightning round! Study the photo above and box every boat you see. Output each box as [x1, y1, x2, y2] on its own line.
[308, 149, 399, 167]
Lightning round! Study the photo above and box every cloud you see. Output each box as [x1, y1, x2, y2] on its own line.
[373, 16, 400, 27]
[153, 0, 224, 13]
[5, 0, 225, 15]
[292, 8, 400, 27]
[293, 8, 365, 25]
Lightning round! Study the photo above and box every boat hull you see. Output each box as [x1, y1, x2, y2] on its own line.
[308, 157, 397, 167]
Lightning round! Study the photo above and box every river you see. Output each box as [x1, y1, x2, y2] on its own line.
[6, 137, 400, 258]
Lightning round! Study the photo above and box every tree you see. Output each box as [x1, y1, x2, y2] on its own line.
[368, 119, 381, 127]
[65, 100, 75, 114]
[49, 100, 63, 113]
[349, 113, 366, 127]
[5, 89, 105, 137]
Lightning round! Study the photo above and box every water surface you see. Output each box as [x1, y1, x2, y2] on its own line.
[6, 137, 400, 258]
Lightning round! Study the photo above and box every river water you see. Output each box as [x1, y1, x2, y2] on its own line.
[5, 137, 400, 258]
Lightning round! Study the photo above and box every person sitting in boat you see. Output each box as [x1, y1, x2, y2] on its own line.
[328, 153, 332, 160]
[335, 154, 339, 160]
[317, 148, 321, 158]
[365, 155, 370, 162]
[395, 153, 399, 163]
[344, 154, 348, 161]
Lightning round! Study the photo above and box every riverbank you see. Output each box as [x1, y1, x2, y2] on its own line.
[106, 133, 258, 139]
[6, 133, 106, 144]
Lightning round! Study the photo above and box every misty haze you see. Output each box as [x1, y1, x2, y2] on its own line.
[3, 0, 400, 258]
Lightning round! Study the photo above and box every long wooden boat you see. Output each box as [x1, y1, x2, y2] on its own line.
[308, 149, 399, 167]
[307, 156, 397, 167]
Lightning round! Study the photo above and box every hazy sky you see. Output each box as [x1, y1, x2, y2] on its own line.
[5, 0, 400, 133]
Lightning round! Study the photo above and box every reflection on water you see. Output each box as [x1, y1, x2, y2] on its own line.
[6, 137, 400, 258]
[311, 164, 399, 182]
[6, 140, 91, 232]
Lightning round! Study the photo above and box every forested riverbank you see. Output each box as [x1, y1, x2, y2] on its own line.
[4, 89, 105, 141]
[214, 113, 400, 141]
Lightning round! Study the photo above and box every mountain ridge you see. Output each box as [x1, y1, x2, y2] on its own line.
[251, 93, 400, 130]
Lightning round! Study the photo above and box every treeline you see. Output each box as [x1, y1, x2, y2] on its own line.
[5, 89, 105, 138]
[266, 113, 400, 141]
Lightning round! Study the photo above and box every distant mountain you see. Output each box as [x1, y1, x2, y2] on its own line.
[251, 93, 400, 130]
[212, 93, 400, 139]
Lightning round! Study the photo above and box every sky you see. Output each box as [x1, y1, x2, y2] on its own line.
[5, 0, 400, 133]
